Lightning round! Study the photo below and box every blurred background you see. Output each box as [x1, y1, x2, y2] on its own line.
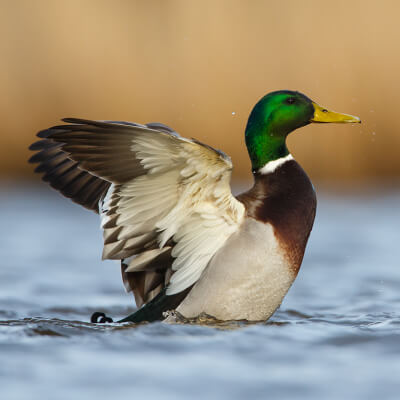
[1, 2, 400, 400]
[1, 0, 399, 185]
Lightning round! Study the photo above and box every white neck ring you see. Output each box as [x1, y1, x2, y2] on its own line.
[258, 154, 294, 174]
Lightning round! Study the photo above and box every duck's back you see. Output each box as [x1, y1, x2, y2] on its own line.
[176, 159, 316, 321]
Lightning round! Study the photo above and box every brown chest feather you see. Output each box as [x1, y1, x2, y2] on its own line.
[236, 160, 316, 273]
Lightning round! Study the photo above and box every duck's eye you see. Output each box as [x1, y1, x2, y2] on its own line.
[285, 97, 296, 105]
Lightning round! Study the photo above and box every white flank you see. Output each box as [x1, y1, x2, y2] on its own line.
[175, 219, 296, 321]
[258, 154, 294, 174]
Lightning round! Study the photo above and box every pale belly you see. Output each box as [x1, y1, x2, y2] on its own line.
[176, 219, 297, 321]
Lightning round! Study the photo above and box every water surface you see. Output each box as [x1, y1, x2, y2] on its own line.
[0, 184, 399, 399]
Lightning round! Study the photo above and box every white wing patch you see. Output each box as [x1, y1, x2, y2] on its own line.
[100, 129, 245, 295]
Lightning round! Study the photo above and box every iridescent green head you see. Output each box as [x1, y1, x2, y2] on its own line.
[245, 90, 361, 171]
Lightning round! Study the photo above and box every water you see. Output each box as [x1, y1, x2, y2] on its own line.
[0, 183, 399, 400]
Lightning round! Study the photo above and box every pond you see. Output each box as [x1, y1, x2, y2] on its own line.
[0, 183, 399, 400]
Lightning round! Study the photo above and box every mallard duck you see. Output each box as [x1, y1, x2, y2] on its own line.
[29, 90, 360, 324]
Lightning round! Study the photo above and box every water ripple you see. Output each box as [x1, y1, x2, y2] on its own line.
[1, 186, 400, 400]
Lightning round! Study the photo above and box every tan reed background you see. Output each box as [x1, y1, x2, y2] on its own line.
[0, 0, 399, 185]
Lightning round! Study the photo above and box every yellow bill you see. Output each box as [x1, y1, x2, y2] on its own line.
[311, 102, 361, 123]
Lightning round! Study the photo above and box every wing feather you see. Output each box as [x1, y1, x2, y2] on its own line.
[29, 130, 111, 213]
[45, 119, 245, 303]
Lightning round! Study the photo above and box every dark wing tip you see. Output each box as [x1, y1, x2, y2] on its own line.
[28, 150, 44, 163]
[62, 117, 90, 124]
[37, 128, 54, 139]
[28, 139, 46, 152]
[28, 120, 111, 213]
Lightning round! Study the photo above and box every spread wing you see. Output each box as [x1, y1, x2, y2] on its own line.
[39, 118, 245, 304]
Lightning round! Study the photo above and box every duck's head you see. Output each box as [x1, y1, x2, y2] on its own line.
[245, 90, 361, 171]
